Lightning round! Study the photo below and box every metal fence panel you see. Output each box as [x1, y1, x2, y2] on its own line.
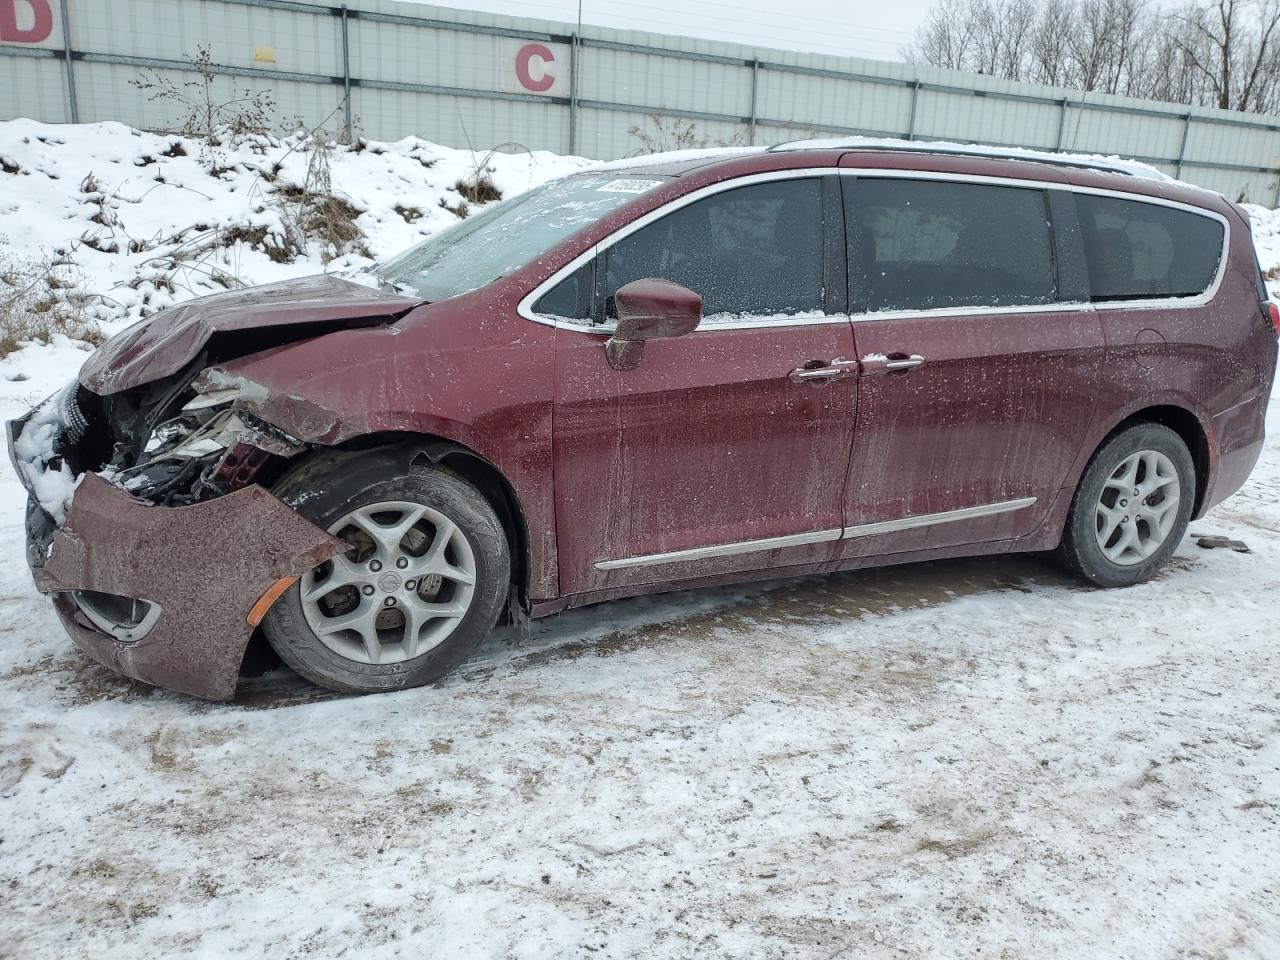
[0, 53, 66, 124]
[2, 0, 1279, 201]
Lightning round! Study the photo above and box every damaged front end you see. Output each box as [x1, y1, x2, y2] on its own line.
[97, 367, 305, 507]
[9, 370, 344, 700]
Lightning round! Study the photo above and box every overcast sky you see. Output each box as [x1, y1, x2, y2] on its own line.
[398, 0, 935, 61]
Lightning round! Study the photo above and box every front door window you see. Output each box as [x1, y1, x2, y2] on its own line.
[605, 178, 826, 321]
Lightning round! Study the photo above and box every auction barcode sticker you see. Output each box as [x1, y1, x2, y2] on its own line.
[596, 178, 665, 193]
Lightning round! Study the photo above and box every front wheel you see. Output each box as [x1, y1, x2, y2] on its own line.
[1058, 422, 1195, 588]
[261, 452, 510, 693]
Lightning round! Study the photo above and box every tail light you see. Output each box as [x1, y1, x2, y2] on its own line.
[1266, 301, 1280, 336]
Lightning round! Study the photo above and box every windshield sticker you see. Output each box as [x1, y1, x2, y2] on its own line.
[596, 178, 664, 194]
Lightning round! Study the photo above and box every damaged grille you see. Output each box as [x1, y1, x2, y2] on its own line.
[18, 367, 303, 520]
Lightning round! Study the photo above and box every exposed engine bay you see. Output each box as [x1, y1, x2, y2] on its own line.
[93, 365, 305, 507]
[17, 360, 304, 528]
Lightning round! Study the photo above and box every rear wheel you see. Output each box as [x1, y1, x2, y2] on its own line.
[262, 453, 510, 693]
[1058, 422, 1195, 588]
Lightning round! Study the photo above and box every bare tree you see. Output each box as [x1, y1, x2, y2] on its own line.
[1169, 0, 1280, 110]
[1029, 0, 1077, 85]
[904, 0, 1280, 114]
[903, 0, 987, 71]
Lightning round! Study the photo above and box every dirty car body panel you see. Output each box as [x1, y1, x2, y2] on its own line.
[8, 144, 1277, 698]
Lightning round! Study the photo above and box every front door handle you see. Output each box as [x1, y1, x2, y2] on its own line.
[860, 353, 926, 376]
[788, 358, 859, 384]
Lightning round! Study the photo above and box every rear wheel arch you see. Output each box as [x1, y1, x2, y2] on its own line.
[1102, 406, 1211, 517]
[276, 432, 531, 609]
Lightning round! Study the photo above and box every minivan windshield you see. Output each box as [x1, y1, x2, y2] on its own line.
[374, 173, 667, 301]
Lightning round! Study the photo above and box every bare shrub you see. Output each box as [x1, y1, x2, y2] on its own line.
[628, 113, 746, 155]
[0, 241, 103, 358]
[278, 131, 369, 264]
[131, 44, 276, 164]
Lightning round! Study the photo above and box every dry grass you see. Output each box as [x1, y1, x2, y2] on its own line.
[278, 133, 370, 264]
[395, 204, 423, 223]
[0, 244, 104, 358]
[454, 175, 501, 204]
[438, 197, 469, 219]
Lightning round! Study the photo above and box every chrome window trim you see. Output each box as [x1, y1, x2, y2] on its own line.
[593, 497, 1037, 571]
[517, 166, 1231, 334]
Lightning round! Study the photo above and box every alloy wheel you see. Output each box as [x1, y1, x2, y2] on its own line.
[300, 500, 477, 664]
[1093, 449, 1181, 566]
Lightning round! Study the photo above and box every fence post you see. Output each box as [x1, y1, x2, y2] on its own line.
[1054, 98, 1069, 151]
[569, 32, 579, 155]
[906, 80, 920, 140]
[1175, 113, 1192, 179]
[60, 0, 79, 123]
[748, 59, 759, 145]
[340, 5, 353, 142]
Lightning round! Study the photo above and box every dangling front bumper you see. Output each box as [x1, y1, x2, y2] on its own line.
[8, 407, 343, 700]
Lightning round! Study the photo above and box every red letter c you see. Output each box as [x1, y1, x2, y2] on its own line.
[515, 43, 556, 93]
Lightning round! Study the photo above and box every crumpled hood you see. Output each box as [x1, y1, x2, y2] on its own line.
[79, 274, 422, 395]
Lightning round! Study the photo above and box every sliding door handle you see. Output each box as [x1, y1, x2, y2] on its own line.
[860, 353, 926, 375]
[788, 358, 859, 384]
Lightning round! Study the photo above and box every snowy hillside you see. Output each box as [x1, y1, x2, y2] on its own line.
[0, 119, 591, 399]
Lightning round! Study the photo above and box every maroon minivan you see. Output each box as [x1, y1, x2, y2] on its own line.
[9, 142, 1278, 698]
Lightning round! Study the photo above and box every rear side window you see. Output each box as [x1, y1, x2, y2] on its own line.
[604, 179, 825, 319]
[1075, 194, 1223, 301]
[850, 179, 1056, 312]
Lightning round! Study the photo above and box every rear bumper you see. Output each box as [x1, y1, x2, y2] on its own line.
[1200, 389, 1269, 516]
[21, 471, 342, 700]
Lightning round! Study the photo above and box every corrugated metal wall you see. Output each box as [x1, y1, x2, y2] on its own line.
[4, 0, 1280, 201]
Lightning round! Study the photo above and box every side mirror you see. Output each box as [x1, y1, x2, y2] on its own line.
[605, 278, 702, 371]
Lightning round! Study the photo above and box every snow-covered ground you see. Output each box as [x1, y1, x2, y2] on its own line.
[1, 121, 1279, 958]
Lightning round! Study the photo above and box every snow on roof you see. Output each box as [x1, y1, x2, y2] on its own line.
[769, 136, 1174, 182]
[588, 136, 1183, 187]
[594, 147, 761, 172]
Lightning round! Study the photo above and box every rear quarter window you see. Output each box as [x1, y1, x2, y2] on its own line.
[1075, 194, 1224, 301]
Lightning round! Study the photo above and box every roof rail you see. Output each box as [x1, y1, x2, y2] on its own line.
[767, 138, 1155, 179]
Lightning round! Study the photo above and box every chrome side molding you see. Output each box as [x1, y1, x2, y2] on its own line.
[593, 497, 1037, 570]
[594, 527, 843, 571]
[842, 497, 1037, 539]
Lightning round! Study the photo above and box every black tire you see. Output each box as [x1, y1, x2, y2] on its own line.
[1058, 422, 1196, 588]
[261, 449, 510, 694]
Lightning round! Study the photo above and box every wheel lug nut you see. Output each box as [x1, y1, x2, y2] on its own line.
[384, 597, 396, 607]
[369, 560, 382, 572]
[405, 580, 417, 590]
[362, 585, 375, 595]
[1120, 499, 1128, 507]
[396, 557, 408, 569]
